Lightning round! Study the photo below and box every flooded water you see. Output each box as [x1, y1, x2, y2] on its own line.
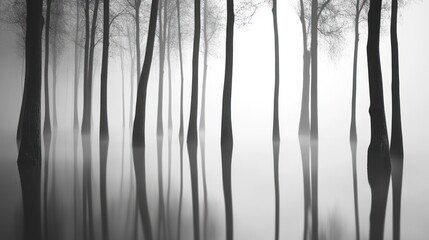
[1, 120, 429, 240]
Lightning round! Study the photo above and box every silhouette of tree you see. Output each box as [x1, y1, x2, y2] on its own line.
[390, 0, 404, 239]
[17, 0, 43, 239]
[221, 0, 234, 240]
[366, 0, 391, 239]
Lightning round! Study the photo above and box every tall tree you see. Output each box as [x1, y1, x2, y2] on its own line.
[99, 0, 110, 239]
[366, 0, 391, 239]
[221, 0, 234, 240]
[187, 0, 202, 238]
[82, 0, 100, 134]
[271, 0, 280, 239]
[44, 0, 52, 138]
[175, 0, 185, 238]
[17, 0, 43, 239]
[348, 0, 367, 239]
[390, 0, 404, 239]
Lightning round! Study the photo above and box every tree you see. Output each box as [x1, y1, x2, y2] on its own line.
[187, 0, 202, 238]
[17, 0, 43, 239]
[271, 1, 280, 239]
[43, 0, 52, 138]
[366, 0, 391, 239]
[221, 0, 234, 240]
[390, 0, 404, 239]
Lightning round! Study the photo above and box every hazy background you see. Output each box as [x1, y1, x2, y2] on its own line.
[1, 0, 429, 239]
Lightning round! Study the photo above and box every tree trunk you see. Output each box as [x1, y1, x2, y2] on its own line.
[390, 0, 404, 239]
[310, 0, 319, 239]
[350, 1, 361, 239]
[99, 0, 110, 239]
[83, 0, 90, 134]
[52, 25, 58, 130]
[272, 1, 280, 240]
[73, 0, 81, 132]
[367, 0, 391, 239]
[120, 46, 126, 128]
[166, 17, 173, 240]
[176, 0, 185, 238]
[82, 0, 100, 134]
[131, 0, 159, 144]
[135, 1, 141, 82]
[200, 0, 209, 239]
[187, 0, 201, 239]
[127, 27, 136, 128]
[221, 1, 234, 240]
[44, 0, 52, 137]
[18, 0, 43, 239]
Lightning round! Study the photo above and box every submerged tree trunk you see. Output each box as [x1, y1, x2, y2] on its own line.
[44, 0, 52, 137]
[272, 1, 280, 240]
[310, 0, 319, 238]
[221, 1, 234, 240]
[367, 0, 391, 239]
[18, 0, 43, 239]
[390, 0, 404, 239]
[82, 0, 100, 134]
[176, 0, 185, 238]
[187, 0, 202, 239]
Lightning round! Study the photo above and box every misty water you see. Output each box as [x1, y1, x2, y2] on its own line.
[2, 0, 429, 239]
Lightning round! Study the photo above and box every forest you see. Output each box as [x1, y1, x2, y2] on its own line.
[0, 0, 428, 239]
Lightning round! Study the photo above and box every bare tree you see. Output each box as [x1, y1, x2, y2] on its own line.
[366, 0, 391, 239]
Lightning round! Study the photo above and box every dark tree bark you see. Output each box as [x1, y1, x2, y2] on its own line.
[82, 0, 100, 135]
[175, 0, 185, 238]
[187, 0, 202, 239]
[366, 0, 391, 239]
[99, 0, 110, 239]
[135, 0, 142, 81]
[310, 0, 319, 238]
[221, 0, 234, 240]
[390, 0, 404, 239]
[132, 0, 159, 144]
[271, 1, 280, 240]
[43, 0, 52, 138]
[17, 0, 44, 239]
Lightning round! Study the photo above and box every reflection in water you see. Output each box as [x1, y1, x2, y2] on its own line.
[177, 127, 185, 240]
[311, 137, 319, 240]
[350, 138, 360, 240]
[42, 132, 51, 240]
[82, 134, 94, 240]
[132, 146, 153, 240]
[298, 133, 311, 240]
[18, 154, 42, 240]
[200, 130, 209, 240]
[157, 135, 166, 240]
[99, 137, 110, 240]
[187, 140, 200, 240]
[272, 139, 280, 240]
[221, 138, 233, 240]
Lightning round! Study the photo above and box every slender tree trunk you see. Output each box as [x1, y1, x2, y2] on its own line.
[272, 1, 280, 240]
[82, 0, 100, 134]
[367, 0, 391, 239]
[176, 0, 185, 238]
[390, 0, 404, 239]
[221, 1, 234, 240]
[99, 0, 110, 239]
[310, 0, 319, 238]
[74, 0, 81, 132]
[18, 0, 43, 239]
[131, 1, 158, 236]
[200, 0, 209, 238]
[156, 0, 168, 238]
[187, 0, 202, 239]
[127, 27, 136, 128]
[166, 17, 173, 240]
[44, 0, 52, 137]
[350, 1, 361, 239]
[135, 1, 141, 81]
[121, 46, 126, 128]
[52, 26, 58, 130]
